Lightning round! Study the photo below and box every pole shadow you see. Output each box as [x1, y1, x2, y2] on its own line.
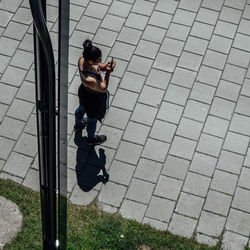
[74, 131, 109, 192]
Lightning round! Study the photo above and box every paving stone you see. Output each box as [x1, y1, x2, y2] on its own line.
[155, 0, 178, 14]
[204, 190, 232, 216]
[0, 9, 13, 27]
[0, 55, 10, 74]
[119, 199, 147, 222]
[143, 217, 168, 231]
[176, 192, 204, 219]
[131, 103, 157, 126]
[214, 20, 237, 39]
[223, 131, 249, 155]
[196, 233, 218, 247]
[232, 187, 250, 213]
[225, 0, 246, 9]
[190, 82, 215, 104]
[135, 40, 160, 60]
[153, 53, 178, 73]
[99, 125, 123, 149]
[0, 117, 25, 140]
[146, 196, 175, 222]
[125, 12, 149, 30]
[13, 7, 32, 25]
[164, 84, 189, 106]
[226, 208, 250, 236]
[112, 88, 138, 111]
[233, 33, 250, 52]
[142, 138, 169, 163]
[1, 65, 27, 87]
[132, 0, 155, 16]
[84, 2, 108, 19]
[115, 141, 142, 165]
[235, 95, 250, 117]
[138, 85, 164, 107]
[210, 170, 238, 195]
[230, 113, 250, 136]
[103, 107, 130, 130]
[69, 30, 93, 48]
[201, 0, 223, 11]
[217, 150, 244, 175]
[100, 14, 125, 32]
[109, 160, 135, 186]
[157, 102, 183, 124]
[69, 4, 84, 22]
[171, 67, 196, 88]
[117, 26, 142, 45]
[110, 58, 127, 78]
[220, 6, 242, 24]
[223, 64, 246, 85]
[178, 0, 202, 12]
[14, 133, 37, 157]
[142, 25, 166, 44]
[184, 100, 209, 122]
[209, 35, 233, 54]
[93, 28, 117, 47]
[183, 172, 211, 197]
[203, 116, 229, 138]
[7, 99, 34, 122]
[150, 120, 176, 143]
[76, 15, 101, 34]
[149, 11, 172, 29]
[197, 211, 226, 237]
[238, 167, 250, 189]
[239, 19, 250, 36]
[0, 104, 8, 124]
[222, 231, 249, 250]
[160, 38, 184, 57]
[0, 159, 5, 171]
[0, 83, 17, 105]
[178, 51, 203, 72]
[197, 133, 223, 157]
[110, 41, 135, 61]
[241, 79, 250, 97]
[167, 23, 190, 41]
[169, 213, 197, 238]
[145, 69, 170, 90]
[197, 65, 222, 87]
[216, 80, 241, 102]
[0, 37, 19, 57]
[134, 158, 162, 183]
[98, 181, 126, 207]
[184, 36, 209, 56]
[203, 50, 227, 70]
[126, 178, 155, 204]
[108, 0, 132, 17]
[162, 155, 189, 180]
[210, 97, 235, 120]
[123, 121, 150, 145]
[3, 21, 28, 40]
[196, 7, 219, 25]
[173, 9, 196, 26]
[0, 137, 15, 160]
[189, 152, 217, 177]
[0, 0, 22, 12]
[154, 175, 182, 201]
[244, 148, 250, 167]
[98, 201, 117, 214]
[190, 21, 214, 40]
[3, 152, 32, 178]
[16, 81, 35, 103]
[22, 168, 39, 192]
[128, 55, 153, 76]
[229, 48, 250, 68]
[120, 71, 145, 93]
[176, 117, 202, 141]
[0, 172, 23, 184]
[243, 4, 250, 18]
[70, 185, 98, 205]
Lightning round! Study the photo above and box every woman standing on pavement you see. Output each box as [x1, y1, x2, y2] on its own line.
[74, 39, 115, 146]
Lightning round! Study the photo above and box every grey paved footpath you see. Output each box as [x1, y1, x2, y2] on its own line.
[0, 0, 250, 249]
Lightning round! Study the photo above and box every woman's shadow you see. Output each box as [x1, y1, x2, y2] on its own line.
[74, 131, 109, 192]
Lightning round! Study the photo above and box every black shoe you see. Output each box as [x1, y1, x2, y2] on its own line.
[86, 135, 107, 146]
[74, 118, 87, 132]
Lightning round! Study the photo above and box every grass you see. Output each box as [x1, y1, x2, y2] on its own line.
[0, 178, 225, 250]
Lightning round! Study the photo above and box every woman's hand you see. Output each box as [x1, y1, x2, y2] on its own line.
[106, 60, 116, 72]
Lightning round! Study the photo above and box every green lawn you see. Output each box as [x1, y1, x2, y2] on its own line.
[0, 178, 224, 250]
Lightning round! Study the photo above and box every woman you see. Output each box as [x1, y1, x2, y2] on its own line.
[74, 39, 115, 146]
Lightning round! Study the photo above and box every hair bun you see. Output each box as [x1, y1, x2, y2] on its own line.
[83, 39, 92, 51]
